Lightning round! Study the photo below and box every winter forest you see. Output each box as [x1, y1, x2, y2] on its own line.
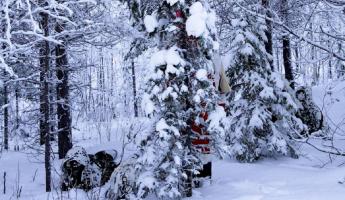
[1, 0, 345, 199]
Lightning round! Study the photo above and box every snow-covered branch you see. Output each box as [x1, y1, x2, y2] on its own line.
[235, 2, 345, 62]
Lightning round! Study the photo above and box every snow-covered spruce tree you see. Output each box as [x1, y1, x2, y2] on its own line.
[108, 0, 228, 199]
[225, 4, 306, 162]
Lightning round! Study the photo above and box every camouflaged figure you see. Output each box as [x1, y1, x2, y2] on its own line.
[61, 147, 119, 191]
[61, 147, 96, 191]
[296, 87, 325, 136]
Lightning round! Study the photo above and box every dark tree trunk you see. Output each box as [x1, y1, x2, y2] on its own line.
[15, 87, 19, 132]
[39, 8, 51, 192]
[283, 35, 294, 88]
[98, 52, 106, 121]
[337, 43, 344, 78]
[2, 15, 9, 150]
[56, 21, 72, 159]
[281, 0, 294, 88]
[131, 60, 138, 117]
[328, 39, 333, 80]
[39, 65, 45, 145]
[262, 0, 273, 70]
[3, 80, 8, 150]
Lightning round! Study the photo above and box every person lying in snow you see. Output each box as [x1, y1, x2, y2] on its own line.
[61, 147, 119, 191]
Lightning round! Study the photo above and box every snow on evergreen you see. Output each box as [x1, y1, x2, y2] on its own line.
[144, 14, 158, 33]
[225, 2, 306, 162]
[109, 0, 227, 198]
[2, 0, 345, 199]
[186, 2, 217, 38]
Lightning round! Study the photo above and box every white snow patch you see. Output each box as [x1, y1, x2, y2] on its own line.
[193, 95, 201, 103]
[149, 47, 183, 68]
[156, 118, 170, 132]
[271, 72, 285, 89]
[166, 0, 180, 6]
[166, 64, 179, 76]
[150, 50, 166, 66]
[259, 86, 275, 100]
[181, 84, 188, 92]
[186, 2, 208, 37]
[152, 85, 160, 95]
[142, 93, 155, 115]
[196, 69, 208, 81]
[166, 48, 181, 66]
[186, 15, 207, 37]
[160, 86, 178, 100]
[144, 14, 158, 33]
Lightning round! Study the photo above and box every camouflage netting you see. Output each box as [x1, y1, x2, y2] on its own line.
[61, 147, 119, 191]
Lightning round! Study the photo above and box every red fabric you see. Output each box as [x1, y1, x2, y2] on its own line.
[190, 73, 227, 154]
[192, 139, 210, 145]
[191, 122, 204, 135]
[200, 112, 208, 121]
[175, 10, 183, 18]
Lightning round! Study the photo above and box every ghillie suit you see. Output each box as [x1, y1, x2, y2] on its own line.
[296, 86, 326, 136]
[61, 147, 119, 191]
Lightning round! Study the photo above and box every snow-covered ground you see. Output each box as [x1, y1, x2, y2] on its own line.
[1, 81, 345, 200]
[190, 158, 345, 200]
[190, 81, 345, 200]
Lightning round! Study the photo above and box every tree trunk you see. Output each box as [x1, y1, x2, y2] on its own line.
[283, 35, 294, 88]
[39, 64, 45, 145]
[337, 43, 344, 78]
[2, 14, 9, 150]
[3, 80, 8, 150]
[310, 22, 318, 85]
[281, 0, 294, 88]
[328, 39, 333, 80]
[15, 87, 19, 132]
[110, 54, 115, 118]
[131, 60, 138, 117]
[39, 8, 51, 192]
[262, 0, 274, 70]
[56, 20, 72, 159]
[98, 51, 105, 121]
